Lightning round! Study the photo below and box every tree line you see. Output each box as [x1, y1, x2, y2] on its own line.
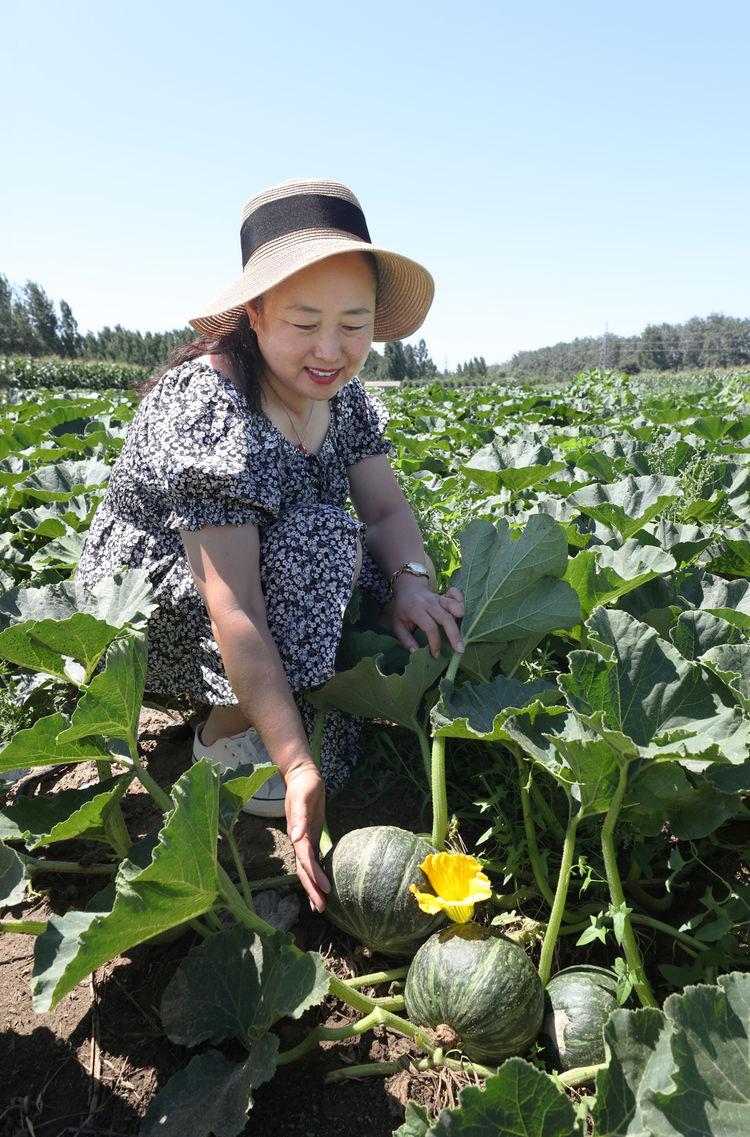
[0, 274, 194, 366]
[507, 313, 750, 380]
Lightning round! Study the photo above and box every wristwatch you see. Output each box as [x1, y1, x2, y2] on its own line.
[389, 561, 430, 588]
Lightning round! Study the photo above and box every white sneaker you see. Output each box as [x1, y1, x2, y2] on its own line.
[191, 722, 287, 818]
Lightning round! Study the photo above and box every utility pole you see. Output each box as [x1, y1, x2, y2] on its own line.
[600, 322, 610, 369]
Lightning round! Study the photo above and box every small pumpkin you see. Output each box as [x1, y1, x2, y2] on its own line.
[404, 923, 545, 1062]
[540, 964, 620, 1071]
[321, 825, 446, 957]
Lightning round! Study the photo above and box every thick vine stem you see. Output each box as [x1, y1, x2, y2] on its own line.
[324, 1051, 500, 1083]
[222, 826, 254, 911]
[511, 746, 555, 907]
[20, 854, 115, 876]
[430, 651, 461, 849]
[342, 966, 408, 989]
[537, 808, 579, 987]
[601, 764, 658, 1008]
[556, 1062, 606, 1088]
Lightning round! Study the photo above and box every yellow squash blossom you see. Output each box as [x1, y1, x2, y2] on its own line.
[410, 851, 492, 924]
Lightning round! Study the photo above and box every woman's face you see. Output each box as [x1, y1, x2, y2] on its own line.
[245, 251, 376, 410]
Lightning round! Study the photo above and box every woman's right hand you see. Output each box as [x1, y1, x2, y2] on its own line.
[284, 761, 331, 912]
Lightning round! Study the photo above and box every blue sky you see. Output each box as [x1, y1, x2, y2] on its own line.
[3, 1, 748, 368]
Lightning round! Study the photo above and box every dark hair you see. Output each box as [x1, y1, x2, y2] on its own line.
[135, 306, 265, 412]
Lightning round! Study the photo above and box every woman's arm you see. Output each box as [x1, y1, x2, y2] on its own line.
[348, 454, 464, 657]
[180, 521, 329, 910]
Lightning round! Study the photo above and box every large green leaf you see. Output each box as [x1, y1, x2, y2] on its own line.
[0, 842, 30, 909]
[593, 1006, 674, 1136]
[561, 609, 750, 764]
[649, 972, 750, 1135]
[454, 515, 579, 646]
[13, 458, 111, 502]
[463, 438, 566, 493]
[429, 1057, 580, 1137]
[700, 644, 750, 713]
[593, 973, 750, 1137]
[670, 611, 745, 661]
[568, 475, 679, 540]
[627, 764, 741, 839]
[218, 762, 278, 830]
[0, 613, 124, 684]
[431, 675, 561, 740]
[56, 633, 147, 746]
[0, 568, 157, 632]
[32, 761, 221, 1010]
[307, 645, 447, 733]
[0, 712, 114, 773]
[0, 774, 132, 848]
[565, 541, 676, 622]
[140, 1038, 278, 1137]
[160, 924, 329, 1046]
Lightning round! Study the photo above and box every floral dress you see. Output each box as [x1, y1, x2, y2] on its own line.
[75, 358, 392, 790]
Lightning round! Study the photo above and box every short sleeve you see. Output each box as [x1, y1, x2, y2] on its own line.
[333, 377, 392, 468]
[146, 361, 281, 532]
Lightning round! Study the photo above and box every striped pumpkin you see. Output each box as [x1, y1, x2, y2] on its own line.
[322, 826, 446, 957]
[405, 923, 544, 1062]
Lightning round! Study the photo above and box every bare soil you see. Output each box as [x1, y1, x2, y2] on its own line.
[0, 711, 453, 1137]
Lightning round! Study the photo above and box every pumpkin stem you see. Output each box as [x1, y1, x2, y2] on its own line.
[511, 745, 555, 907]
[537, 807, 579, 988]
[601, 763, 658, 1008]
[430, 652, 462, 849]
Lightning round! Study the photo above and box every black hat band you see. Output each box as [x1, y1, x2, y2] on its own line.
[240, 193, 371, 267]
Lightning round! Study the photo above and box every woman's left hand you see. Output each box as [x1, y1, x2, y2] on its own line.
[391, 579, 465, 658]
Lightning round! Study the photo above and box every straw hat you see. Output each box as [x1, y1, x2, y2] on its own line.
[189, 179, 434, 342]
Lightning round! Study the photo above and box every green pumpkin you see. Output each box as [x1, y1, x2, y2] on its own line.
[321, 825, 446, 958]
[404, 923, 544, 1063]
[541, 965, 620, 1071]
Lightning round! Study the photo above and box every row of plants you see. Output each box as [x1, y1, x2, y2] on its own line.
[0, 370, 748, 1134]
[0, 355, 151, 391]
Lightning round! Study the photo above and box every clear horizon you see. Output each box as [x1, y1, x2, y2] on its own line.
[3, 1, 748, 369]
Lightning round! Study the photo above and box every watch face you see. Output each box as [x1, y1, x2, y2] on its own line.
[406, 562, 429, 574]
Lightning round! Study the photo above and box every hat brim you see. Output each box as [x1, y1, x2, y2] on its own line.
[188, 230, 434, 342]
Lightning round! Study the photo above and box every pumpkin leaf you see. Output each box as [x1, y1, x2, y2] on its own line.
[0, 774, 132, 848]
[393, 1102, 432, 1137]
[568, 475, 679, 540]
[593, 973, 750, 1137]
[700, 644, 750, 713]
[431, 675, 561, 740]
[670, 610, 745, 661]
[454, 515, 580, 647]
[307, 645, 447, 734]
[0, 613, 124, 684]
[140, 1038, 278, 1137]
[561, 609, 750, 764]
[463, 438, 566, 493]
[160, 924, 329, 1046]
[565, 541, 676, 622]
[0, 842, 30, 910]
[0, 712, 114, 773]
[56, 633, 147, 745]
[429, 1057, 581, 1137]
[32, 761, 220, 1010]
[12, 457, 111, 502]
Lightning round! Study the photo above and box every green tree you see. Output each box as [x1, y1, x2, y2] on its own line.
[383, 339, 407, 382]
[58, 299, 82, 357]
[22, 280, 61, 355]
[359, 348, 384, 381]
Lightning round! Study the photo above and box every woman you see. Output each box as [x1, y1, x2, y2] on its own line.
[76, 178, 464, 911]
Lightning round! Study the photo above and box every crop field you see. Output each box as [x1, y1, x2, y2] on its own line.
[0, 368, 749, 1136]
